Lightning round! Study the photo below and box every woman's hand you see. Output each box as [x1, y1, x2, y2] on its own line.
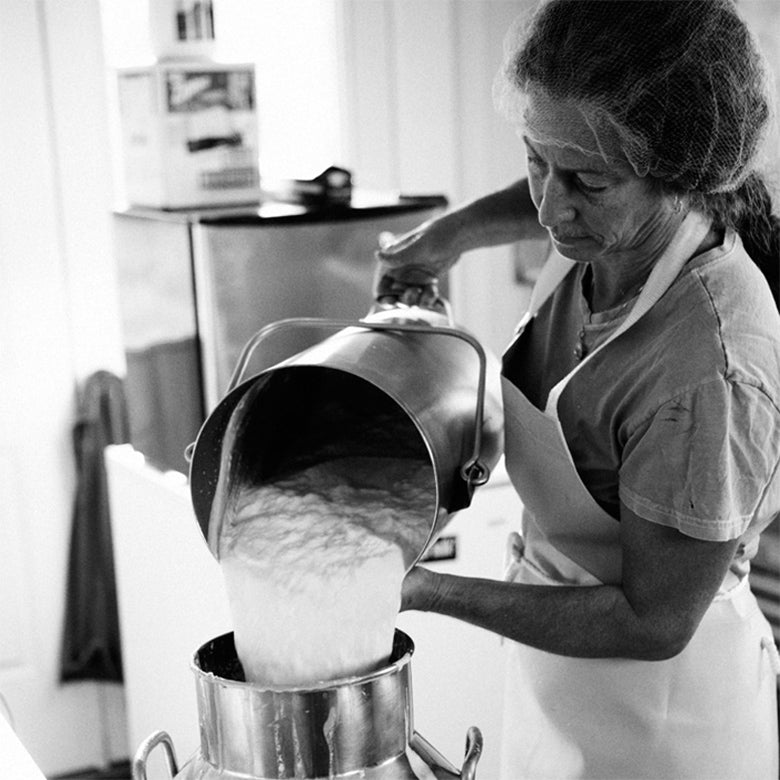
[377, 213, 466, 283]
[401, 565, 446, 612]
[374, 214, 466, 306]
[374, 179, 544, 303]
[398, 507, 739, 660]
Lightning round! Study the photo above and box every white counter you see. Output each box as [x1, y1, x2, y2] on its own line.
[106, 445, 231, 764]
[0, 713, 46, 780]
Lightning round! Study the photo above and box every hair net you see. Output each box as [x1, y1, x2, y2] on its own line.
[494, 0, 775, 195]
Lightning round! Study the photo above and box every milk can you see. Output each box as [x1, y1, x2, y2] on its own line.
[132, 630, 483, 780]
[187, 271, 504, 566]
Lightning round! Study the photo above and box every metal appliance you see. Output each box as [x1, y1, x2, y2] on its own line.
[113, 192, 447, 474]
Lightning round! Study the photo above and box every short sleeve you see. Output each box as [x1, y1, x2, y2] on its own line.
[619, 378, 780, 540]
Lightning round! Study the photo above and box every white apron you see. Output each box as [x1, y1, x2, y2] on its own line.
[500, 213, 780, 780]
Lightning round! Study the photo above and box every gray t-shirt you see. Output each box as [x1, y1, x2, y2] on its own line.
[503, 232, 780, 574]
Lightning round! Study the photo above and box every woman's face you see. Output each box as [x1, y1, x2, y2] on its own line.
[523, 97, 679, 265]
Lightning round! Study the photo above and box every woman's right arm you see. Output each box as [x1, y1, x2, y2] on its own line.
[376, 178, 545, 280]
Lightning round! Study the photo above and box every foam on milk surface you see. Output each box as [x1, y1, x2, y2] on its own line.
[219, 456, 435, 686]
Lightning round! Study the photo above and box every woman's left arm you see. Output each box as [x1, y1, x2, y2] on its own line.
[402, 505, 739, 661]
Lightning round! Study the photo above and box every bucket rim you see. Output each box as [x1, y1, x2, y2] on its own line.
[190, 628, 415, 693]
[188, 363, 442, 562]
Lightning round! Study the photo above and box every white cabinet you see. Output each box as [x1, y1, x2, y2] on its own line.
[397, 472, 523, 780]
[107, 445, 232, 765]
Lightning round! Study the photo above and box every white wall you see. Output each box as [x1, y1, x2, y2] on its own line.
[338, 0, 538, 357]
[44, 1, 125, 380]
[0, 0, 126, 775]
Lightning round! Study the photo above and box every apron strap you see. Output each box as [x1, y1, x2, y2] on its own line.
[501, 212, 715, 584]
[545, 212, 712, 413]
[513, 249, 576, 335]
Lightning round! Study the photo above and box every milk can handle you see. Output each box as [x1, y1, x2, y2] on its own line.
[461, 726, 484, 780]
[225, 317, 491, 488]
[410, 727, 483, 778]
[132, 730, 179, 780]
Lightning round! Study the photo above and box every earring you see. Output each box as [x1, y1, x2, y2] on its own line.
[672, 194, 683, 214]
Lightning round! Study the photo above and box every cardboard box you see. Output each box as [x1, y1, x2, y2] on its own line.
[116, 61, 261, 208]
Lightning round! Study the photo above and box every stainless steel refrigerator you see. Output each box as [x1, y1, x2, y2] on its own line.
[113, 192, 447, 473]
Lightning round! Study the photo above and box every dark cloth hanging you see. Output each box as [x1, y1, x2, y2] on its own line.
[60, 370, 129, 683]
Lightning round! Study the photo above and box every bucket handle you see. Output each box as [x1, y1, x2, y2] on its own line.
[461, 726, 484, 780]
[411, 726, 482, 779]
[132, 730, 179, 780]
[223, 316, 492, 489]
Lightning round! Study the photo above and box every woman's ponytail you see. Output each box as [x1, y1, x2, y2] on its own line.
[735, 174, 780, 310]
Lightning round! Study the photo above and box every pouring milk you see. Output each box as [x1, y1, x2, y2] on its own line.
[218, 455, 435, 686]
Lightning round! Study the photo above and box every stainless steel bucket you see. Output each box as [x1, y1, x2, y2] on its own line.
[188, 302, 503, 565]
[132, 630, 482, 780]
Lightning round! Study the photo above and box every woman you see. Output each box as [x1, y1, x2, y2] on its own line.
[378, 2, 780, 778]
